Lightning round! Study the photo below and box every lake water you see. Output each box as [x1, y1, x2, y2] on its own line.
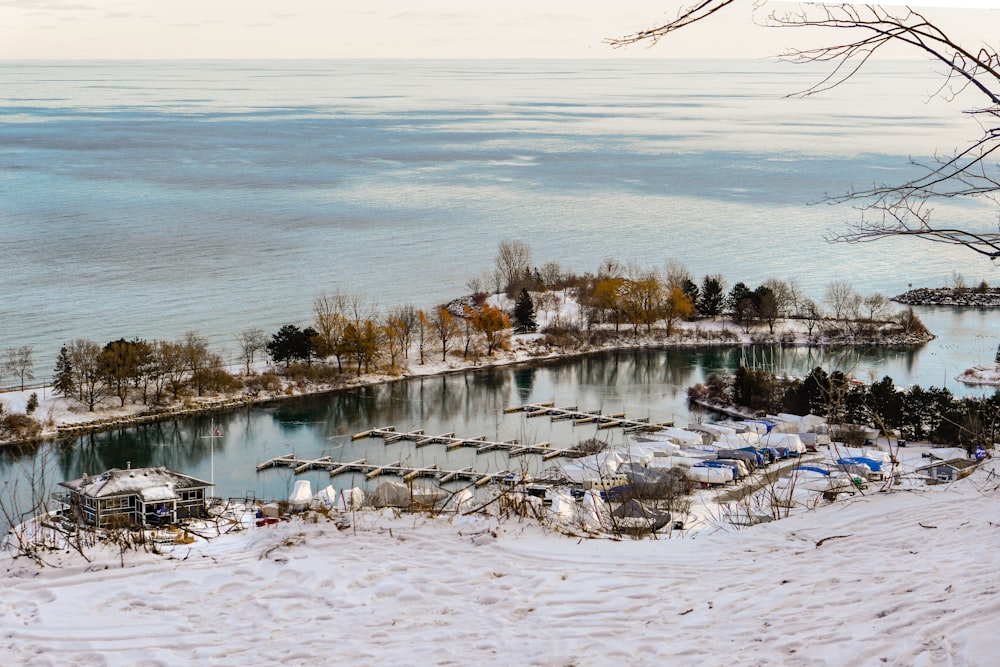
[1, 59, 996, 369]
[1, 59, 998, 520]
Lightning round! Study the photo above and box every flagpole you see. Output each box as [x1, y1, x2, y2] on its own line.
[200, 420, 222, 498]
[210, 417, 215, 489]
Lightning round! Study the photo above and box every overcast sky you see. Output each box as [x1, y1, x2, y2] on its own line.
[0, 1, 996, 60]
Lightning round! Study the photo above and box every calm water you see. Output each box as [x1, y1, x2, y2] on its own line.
[2, 60, 999, 521]
[1, 324, 996, 520]
[1, 59, 995, 369]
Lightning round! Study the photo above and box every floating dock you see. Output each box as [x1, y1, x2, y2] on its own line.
[352, 426, 557, 457]
[503, 403, 672, 432]
[256, 453, 515, 486]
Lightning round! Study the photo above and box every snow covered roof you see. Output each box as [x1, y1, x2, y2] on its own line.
[926, 447, 969, 462]
[59, 466, 211, 499]
[918, 458, 978, 472]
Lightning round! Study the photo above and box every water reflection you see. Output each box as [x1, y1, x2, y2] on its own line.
[2, 339, 998, 519]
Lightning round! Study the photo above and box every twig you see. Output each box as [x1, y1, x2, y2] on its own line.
[815, 534, 851, 548]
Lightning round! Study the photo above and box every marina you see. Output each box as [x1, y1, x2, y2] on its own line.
[257, 453, 513, 486]
[502, 402, 674, 432]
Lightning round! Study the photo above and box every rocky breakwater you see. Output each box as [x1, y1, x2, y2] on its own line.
[893, 287, 1000, 308]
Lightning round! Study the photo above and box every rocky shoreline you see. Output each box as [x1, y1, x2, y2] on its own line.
[893, 287, 1000, 308]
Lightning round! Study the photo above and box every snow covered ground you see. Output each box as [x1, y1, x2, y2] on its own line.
[2, 460, 998, 666]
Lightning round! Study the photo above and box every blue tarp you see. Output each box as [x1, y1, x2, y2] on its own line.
[744, 419, 776, 433]
[697, 460, 738, 480]
[793, 465, 830, 476]
[837, 457, 883, 472]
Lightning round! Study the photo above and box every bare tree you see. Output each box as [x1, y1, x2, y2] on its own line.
[3, 346, 34, 391]
[825, 280, 858, 321]
[182, 331, 214, 397]
[466, 274, 485, 296]
[539, 261, 564, 287]
[597, 256, 624, 280]
[608, 3, 1000, 258]
[69, 339, 107, 411]
[495, 239, 532, 293]
[662, 259, 692, 289]
[800, 298, 824, 338]
[154, 340, 188, 401]
[761, 278, 795, 318]
[236, 327, 268, 375]
[862, 293, 893, 322]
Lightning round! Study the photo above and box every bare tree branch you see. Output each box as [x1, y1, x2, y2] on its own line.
[608, 2, 1000, 258]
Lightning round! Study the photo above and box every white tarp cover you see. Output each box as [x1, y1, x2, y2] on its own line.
[288, 480, 313, 509]
[760, 432, 807, 454]
[313, 485, 337, 508]
[658, 428, 704, 447]
[561, 451, 625, 483]
[339, 487, 364, 511]
[371, 481, 411, 508]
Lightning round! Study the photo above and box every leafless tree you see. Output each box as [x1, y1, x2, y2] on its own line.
[608, 2, 1000, 258]
[598, 256, 624, 280]
[466, 274, 486, 296]
[182, 331, 214, 397]
[3, 346, 34, 391]
[760, 278, 796, 318]
[539, 261, 564, 287]
[69, 339, 107, 411]
[825, 279, 858, 321]
[495, 239, 532, 293]
[662, 258, 692, 289]
[862, 293, 893, 322]
[799, 298, 824, 338]
[235, 327, 268, 375]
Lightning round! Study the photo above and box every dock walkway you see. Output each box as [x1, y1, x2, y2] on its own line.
[502, 403, 673, 432]
[256, 453, 514, 486]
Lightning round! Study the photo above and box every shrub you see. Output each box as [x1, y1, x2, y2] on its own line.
[896, 307, 928, 336]
[282, 362, 343, 384]
[541, 323, 585, 349]
[0, 413, 42, 443]
[569, 437, 609, 456]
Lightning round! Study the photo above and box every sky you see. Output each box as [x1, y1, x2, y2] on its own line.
[0, 1, 996, 60]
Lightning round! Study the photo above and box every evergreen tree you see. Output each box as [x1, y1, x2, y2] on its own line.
[53, 345, 75, 397]
[267, 324, 313, 367]
[698, 274, 726, 318]
[513, 288, 537, 334]
[726, 282, 752, 316]
[680, 278, 699, 308]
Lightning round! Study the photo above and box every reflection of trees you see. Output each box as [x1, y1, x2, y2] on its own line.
[2, 343, 949, 500]
[52, 416, 243, 483]
[460, 369, 510, 427]
[513, 367, 536, 404]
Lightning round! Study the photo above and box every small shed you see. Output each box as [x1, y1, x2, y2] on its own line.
[58, 465, 212, 528]
[917, 458, 978, 483]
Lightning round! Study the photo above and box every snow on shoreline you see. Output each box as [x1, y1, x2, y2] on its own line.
[2, 463, 998, 666]
[0, 306, 933, 445]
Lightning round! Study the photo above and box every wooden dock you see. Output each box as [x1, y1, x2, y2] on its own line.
[352, 426, 556, 457]
[503, 403, 672, 432]
[256, 453, 513, 486]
